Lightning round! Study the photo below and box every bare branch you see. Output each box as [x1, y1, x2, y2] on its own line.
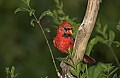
[60, 0, 101, 77]
[73, 0, 101, 63]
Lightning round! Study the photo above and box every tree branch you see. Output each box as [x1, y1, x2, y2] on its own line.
[73, 0, 101, 63]
[60, 0, 101, 77]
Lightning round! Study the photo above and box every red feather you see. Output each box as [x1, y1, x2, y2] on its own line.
[53, 20, 95, 63]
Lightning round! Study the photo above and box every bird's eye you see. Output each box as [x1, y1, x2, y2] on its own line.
[64, 27, 72, 31]
[64, 27, 68, 31]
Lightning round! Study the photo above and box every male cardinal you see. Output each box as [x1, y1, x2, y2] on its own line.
[53, 20, 95, 63]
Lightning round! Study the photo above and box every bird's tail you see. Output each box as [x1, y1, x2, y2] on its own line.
[83, 54, 96, 63]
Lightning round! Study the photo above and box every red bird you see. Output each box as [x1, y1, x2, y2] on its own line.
[53, 20, 95, 63]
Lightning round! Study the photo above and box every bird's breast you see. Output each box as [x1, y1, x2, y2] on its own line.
[53, 35, 74, 53]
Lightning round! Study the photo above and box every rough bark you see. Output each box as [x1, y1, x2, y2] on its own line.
[60, 0, 101, 77]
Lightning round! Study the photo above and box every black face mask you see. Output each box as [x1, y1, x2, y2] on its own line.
[64, 27, 72, 32]
[62, 33, 72, 38]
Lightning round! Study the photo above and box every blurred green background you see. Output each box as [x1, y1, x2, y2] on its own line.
[0, 0, 120, 78]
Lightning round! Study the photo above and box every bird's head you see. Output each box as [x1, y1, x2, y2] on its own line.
[57, 20, 73, 36]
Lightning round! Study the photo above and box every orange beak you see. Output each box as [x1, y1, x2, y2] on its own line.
[67, 30, 72, 34]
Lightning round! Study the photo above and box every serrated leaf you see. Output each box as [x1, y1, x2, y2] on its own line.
[29, 9, 35, 16]
[44, 28, 51, 33]
[109, 30, 115, 42]
[14, 8, 30, 14]
[30, 19, 35, 27]
[39, 10, 54, 20]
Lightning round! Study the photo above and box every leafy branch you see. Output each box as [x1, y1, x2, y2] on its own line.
[6, 66, 18, 78]
[14, 0, 59, 76]
[95, 20, 120, 68]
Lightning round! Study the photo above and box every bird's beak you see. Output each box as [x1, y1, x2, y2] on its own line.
[67, 30, 72, 34]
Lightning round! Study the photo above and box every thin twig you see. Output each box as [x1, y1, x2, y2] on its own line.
[27, 5, 60, 77]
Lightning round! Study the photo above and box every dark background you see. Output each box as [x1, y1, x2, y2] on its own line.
[0, 0, 120, 78]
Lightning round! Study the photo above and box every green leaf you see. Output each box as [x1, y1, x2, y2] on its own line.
[44, 28, 51, 33]
[96, 21, 102, 34]
[57, 9, 64, 15]
[10, 66, 15, 78]
[103, 24, 107, 34]
[86, 38, 98, 55]
[21, 0, 30, 6]
[96, 36, 105, 43]
[54, 0, 59, 4]
[117, 25, 120, 31]
[113, 41, 120, 47]
[108, 67, 118, 77]
[68, 47, 72, 55]
[39, 10, 54, 20]
[113, 74, 118, 78]
[76, 63, 81, 77]
[65, 60, 75, 68]
[56, 57, 65, 62]
[81, 63, 86, 73]
[30, 19, 35, 27]
[88, 63, 107, 78]
[52, 10, 58, 18]
[70, 67, 78, 77]
[117, 20, 120, 31]
[109, 30, 115, 42]
[71, 47, 76, 58]
[60, 0, 63, 8]
[29, 9, 35, 16]
[14, 8, 30, 14]
[6, 67, 10, 77]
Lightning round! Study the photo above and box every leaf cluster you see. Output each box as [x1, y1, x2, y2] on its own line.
[95, 20, 120, 47]
[64, 60, 119, 78]
[5, 66, 18, 78]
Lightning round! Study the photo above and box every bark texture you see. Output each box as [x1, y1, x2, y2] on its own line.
[60, 0, 101, 77]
